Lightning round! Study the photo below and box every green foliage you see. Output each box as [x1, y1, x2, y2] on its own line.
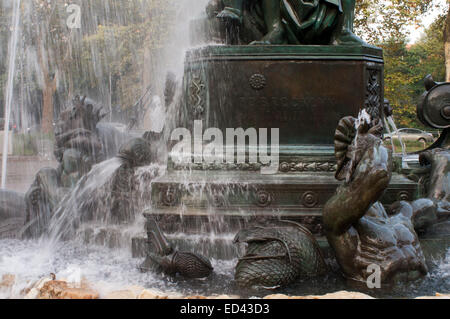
[12, 133, 37, 156]
[354, 1, 447, 129]
[60, 0, 176, 113]
[381, 13, 446, 128]
[355, 0, 436, 43]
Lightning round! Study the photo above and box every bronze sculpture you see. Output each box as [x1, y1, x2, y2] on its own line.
[110, 138, 153, 224]
[140, 217, 214, 279]
[23, 152, 84, 238]
[323, 115, 429, 284]
[53, 95, 106, 164]
[22, 95, 139, 238]
[207, 0, 364, 45]
[409, 76, 450, 235]
[234, 221, 327, 288]
[23, 96, 106, 238]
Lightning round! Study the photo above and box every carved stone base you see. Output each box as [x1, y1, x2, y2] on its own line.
[146, 171, 417, 234]
[147, 44, 388, 235]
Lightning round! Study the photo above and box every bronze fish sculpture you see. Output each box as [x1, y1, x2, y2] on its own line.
[234, 221, 327, 289]
[140, 217, 213, 279]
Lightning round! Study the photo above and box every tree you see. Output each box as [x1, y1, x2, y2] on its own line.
[382, 14, 446, 128]
[444, 4, 450, 81]
[22, 1, 73, 134]
[72, 0, 175, 116]
[355, 0, 435, 44]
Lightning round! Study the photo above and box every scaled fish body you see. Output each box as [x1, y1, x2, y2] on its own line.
[140, 217, 213, 279]
[234, 222, 327, 288]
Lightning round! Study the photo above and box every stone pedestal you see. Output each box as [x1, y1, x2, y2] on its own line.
[146, 45, 417, 234]
[180, 45, 384, 153]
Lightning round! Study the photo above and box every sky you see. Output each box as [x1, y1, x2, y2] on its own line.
[407, 0, 448, 43]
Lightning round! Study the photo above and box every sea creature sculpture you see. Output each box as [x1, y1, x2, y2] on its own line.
[110, 138, 153, 224]
[408, 75, 450, 235]
[20, 94, 141, 238]
[140, 217, 213, 279]
[54, 95, 106, 163]
[233, 220, 327, 289]
[323, 114, 430, 285]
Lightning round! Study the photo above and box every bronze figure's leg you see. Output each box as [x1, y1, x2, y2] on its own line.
[251, 0, 286, 44]
[217, 0, 244, 22]
[334, 0, 366, 45]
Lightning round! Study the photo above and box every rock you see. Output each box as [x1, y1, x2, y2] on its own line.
[208, 295, 240, 299]
[303, 291, 374, 299]
[23, 277, 53, 298]
[105, 290, 136, 299]
[0, 274, 15, 289]
[60, 288, 99, 299]
[0, 274, 15, 297]
[166, 292, 185, 299]
[263, 294, 290, 299]
[37, 280, 99, 299]
[138, 289, 168, 299]
[24, 288, 40, 299]
[127, 285, 145, 297]
[416, 293, 450, 299]
[104, 286, 145, 299]
[264, 291, 374, 299]
[185, 295, 208, 299]
[38, 280, 68, 299]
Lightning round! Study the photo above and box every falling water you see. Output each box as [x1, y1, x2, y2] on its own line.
[45, 158, 123, 244]
[386, 116, 410, 169]
[345, 109, 371, 183]
[386, 116, 407, 156]
[1, 0, 21, 189]
[383, 117, 396, 153]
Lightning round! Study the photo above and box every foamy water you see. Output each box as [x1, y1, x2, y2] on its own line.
[0, 237, 449, 299]
[0, 238, 238, 299]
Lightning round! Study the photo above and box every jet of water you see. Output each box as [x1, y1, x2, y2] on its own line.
[1, 0, 22, 189]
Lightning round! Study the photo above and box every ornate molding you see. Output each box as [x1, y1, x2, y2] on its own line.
[396, 191, 411, 202]
[172, 161, 337, 172]
[160, 187, 178, 207]
[249, 74, 266, 90]
[173, 162, 264, 171]
[255, 190, 272, 207]
[301, 191, 319, 208]
[364, 68, 382, 120]
[188, 71, 206, 119]
[279, 161, 337, 172]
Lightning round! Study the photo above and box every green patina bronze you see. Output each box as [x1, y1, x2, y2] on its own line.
[234, 221, 327, 288]
[323, 113, 450, 285]
[197, 0, 362, 45]
[140, 216, 213, 278]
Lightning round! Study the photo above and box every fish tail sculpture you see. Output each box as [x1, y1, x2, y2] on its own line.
[140, 216, 213, 279]
[234, 220, 327, 289]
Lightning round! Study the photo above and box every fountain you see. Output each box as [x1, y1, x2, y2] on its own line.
[0, 0, 449, 299]
[145, 0, 417, 238]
